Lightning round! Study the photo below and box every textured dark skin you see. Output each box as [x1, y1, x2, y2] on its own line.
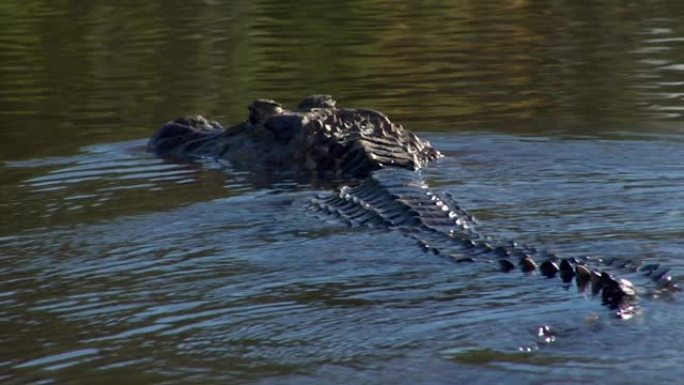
[149, 95, 677, 316]
[148, 95, 441, 179]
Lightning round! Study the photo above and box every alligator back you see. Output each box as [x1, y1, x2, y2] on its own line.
[311, 167, 678, 316]
[285, 107, 441, 178]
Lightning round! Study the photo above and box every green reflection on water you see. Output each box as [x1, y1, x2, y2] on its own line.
[1, 2, 684, 384]
[2, 0, 684, 160]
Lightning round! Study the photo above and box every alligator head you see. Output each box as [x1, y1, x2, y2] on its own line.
[148, 95, 441, 179]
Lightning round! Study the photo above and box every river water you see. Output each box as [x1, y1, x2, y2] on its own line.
[1, 1, 684, 384]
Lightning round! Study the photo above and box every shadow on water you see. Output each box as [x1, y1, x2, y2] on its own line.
[1, 0, 684, 384]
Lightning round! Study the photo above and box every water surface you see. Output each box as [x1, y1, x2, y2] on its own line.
[1, 1, 684, 384]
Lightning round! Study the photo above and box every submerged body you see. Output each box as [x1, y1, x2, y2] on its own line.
[149, 96, 677, 315]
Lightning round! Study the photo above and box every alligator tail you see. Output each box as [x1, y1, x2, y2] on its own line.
[310, 168, 679, 318]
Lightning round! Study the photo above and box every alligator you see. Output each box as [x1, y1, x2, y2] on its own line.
[148, 95, 678, 318]
[149, 95, 440, 180]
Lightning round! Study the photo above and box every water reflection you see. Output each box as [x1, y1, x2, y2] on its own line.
[1, 0, 684, 384]
[2, 1, 684, 161]
[2, 132, 682, 385]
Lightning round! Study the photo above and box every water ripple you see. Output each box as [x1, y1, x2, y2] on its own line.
[2, 1, 684, 384]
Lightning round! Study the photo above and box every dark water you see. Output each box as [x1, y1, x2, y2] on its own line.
[2, 1, 684, 384]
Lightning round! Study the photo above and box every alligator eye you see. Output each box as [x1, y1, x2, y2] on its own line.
[248, 107, 261, 126]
